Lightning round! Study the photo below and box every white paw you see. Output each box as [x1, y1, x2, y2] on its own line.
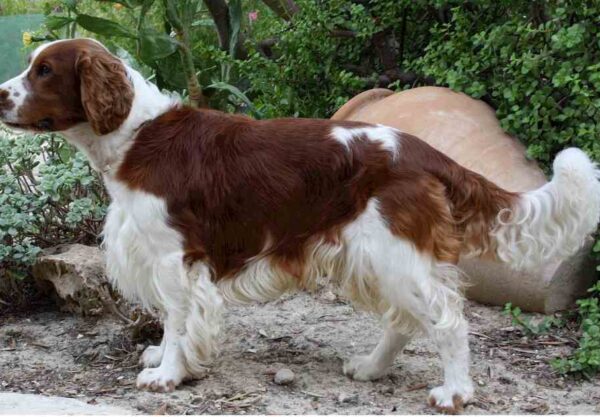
[343, 354, 388, 381]
[139, 345, 164, 368]
[428, 384, 474, 414]
[136, 366, 187, 392]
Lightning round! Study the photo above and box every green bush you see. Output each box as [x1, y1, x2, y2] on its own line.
[0, 126, 107, 270]
[552, 282, 600, 377]
[408, 0, 600, 168]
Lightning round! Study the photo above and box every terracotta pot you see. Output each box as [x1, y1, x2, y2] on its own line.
[332, 87, 596, 313]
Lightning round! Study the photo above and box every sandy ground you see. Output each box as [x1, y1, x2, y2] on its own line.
[1, 287, 600, 415]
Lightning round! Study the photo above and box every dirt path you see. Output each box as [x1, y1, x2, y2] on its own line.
[1, 289, 599, 414]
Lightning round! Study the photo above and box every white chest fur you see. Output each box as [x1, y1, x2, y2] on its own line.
[102, 178, 188, 310]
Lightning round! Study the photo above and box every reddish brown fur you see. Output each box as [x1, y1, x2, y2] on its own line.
[1, 39, 132, 134]
[117, 106, 517, 281]
[76, 43, 133, 135]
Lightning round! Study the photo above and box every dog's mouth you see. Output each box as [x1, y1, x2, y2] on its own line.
[3, 118, 54, 132]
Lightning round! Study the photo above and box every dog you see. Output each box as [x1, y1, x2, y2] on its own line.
[1, 38, 598, 413]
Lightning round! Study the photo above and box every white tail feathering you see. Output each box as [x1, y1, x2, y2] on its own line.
[492, 147, 600, 270]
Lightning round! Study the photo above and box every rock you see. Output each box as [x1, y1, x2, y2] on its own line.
[379, 386, 394, 395]
[32, 244, 107, 315]
[332, 87, 597, 313]
[0, 393, 134, 414]
[337, 392, 359, 404]
[273, 368, 295, 385]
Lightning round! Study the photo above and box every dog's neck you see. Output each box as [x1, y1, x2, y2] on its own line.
[62, 66, 178, 177]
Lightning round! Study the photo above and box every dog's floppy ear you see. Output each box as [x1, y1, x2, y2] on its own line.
[77, 47, 134, 135]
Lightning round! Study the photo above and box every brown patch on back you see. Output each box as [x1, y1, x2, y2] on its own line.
[117, 108, 517, 281]
[118, 108, 390, 279]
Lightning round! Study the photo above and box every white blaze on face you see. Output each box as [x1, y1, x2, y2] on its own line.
[0, 41, 67, 124]
[0, 69, 30, 124]
[331, 124, 402, 159]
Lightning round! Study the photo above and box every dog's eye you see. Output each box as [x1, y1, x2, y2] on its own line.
[37, 64, 52, 77]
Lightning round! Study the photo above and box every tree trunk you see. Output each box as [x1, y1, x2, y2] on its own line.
[261, 0, 299, 20]
[203, 0, 247, 59]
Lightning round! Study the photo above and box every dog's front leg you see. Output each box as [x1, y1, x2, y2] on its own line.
[139, 333, 166, 368]
[136, 262, 223, 392]
[136, 310, 190, 392]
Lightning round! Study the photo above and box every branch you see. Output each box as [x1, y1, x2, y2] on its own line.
[203, 0, 231, 51]
[372, 28, 401, 81]
[163, 0, 208, 107]
[361, 72, 436, 89]
[257, 38, 278, 58]
[261, 0, 299, 20]
[203, 0, 247, 59]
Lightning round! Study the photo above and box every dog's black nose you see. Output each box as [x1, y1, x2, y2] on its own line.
[36, 118, 54, 130]
[0, 89, 13, 115]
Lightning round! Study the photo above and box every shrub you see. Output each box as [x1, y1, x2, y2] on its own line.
[0, 126, 107, 271]
[408, 0, 600, 168]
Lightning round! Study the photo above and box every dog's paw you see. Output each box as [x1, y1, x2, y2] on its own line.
[428, 384, 474, 414]
[343, 354, 388, 381]
[136, 366, 186, 392]
[139, 345, 164, 368]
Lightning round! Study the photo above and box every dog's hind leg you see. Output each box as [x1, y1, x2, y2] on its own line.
[343, 325, 411, 381]
[340, 199, 472, 412]
[405, 263, 474, 413]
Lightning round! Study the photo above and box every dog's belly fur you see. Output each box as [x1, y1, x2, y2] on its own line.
[104, 177, 462, 332]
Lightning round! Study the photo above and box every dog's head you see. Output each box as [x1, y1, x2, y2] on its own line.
[0, 38, 133, 135]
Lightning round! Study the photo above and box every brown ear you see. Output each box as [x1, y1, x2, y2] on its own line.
[77, 48, 134, 135]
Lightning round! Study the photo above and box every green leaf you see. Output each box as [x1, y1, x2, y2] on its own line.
[207, 81, 263, 119]
[45, 16, 75, 31]
[191, 19, 215, 28]
[60, 0, 78, 11]
[138, 30, 179, 64]
[75, 14, 136, 38]
[228, 0, 242, 58]
[97, 0, 149, 7]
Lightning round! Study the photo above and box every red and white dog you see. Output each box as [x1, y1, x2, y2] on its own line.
[1, 39, 599, 413]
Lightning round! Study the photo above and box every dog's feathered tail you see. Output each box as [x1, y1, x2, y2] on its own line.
[491, 148, 600, 269]
[421, 145, 600, 269]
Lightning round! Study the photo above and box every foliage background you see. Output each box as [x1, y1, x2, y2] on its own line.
[0, 0, 598, 375]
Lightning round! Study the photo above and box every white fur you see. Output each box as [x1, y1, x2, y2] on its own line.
[493, 147, 600, 269]
[218, 199, 472, 405]
[343, 327, 411, 381]
[103, 180, 223, 387]
[331, 124, 401, 159]
[0, 53, 33, 123]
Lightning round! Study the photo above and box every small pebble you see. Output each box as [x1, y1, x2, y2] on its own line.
[274, 368, 295, 385]
[379, 386, 394, 395]
[337, 392, 359, 404]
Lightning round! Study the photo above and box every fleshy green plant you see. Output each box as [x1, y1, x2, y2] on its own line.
[0, 126, 107, 270]
[503, 303, 565, 336]
[551, 282, 600, 377]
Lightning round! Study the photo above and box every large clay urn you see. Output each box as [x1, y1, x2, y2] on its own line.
[332, 87, 596, 313]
